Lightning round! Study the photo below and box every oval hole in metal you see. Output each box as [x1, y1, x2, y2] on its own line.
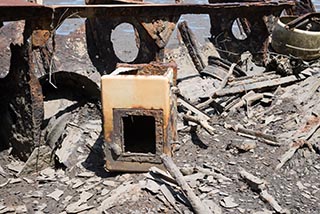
[111, 23, 140, 63]
[231, 19, 248, 41]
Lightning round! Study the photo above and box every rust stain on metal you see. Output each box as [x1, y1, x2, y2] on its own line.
[32, 30, 50, 48]
[101, 62, 177, 172]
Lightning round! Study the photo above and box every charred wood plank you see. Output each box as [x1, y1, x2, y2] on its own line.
[213, 74, 306, 97]
[178, 21, 205, 72]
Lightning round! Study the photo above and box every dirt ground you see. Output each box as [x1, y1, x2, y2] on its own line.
[0, 16, 320, 214]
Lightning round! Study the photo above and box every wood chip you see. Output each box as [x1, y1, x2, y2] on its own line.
[78, 191, 93, 204]
[0, 165, 7, 177]
[99, 183, 140, 212]
[275, 140, 309, 170]
[220, 196, 239, 208]
[23, 177, 34, 184]
[0, 205, 6, 211]
[47, 189, 64, 201]
[183, 114, 215, 135]
[6, 161, 24, 173]
[0, 180, 9, 188]
[178, 96, 210, 121]
[149, 166, 177, 185]
[66, 203, 94, 214]
[9, 178, 22, 184]
[15, 205, 27, 213]
[239, 169, 289, 214]
[160, 184, 176, 207]
[72, 179, 84, 189]
[102, 180, 118, 187]
[143, 179, 161, 194]
[0, 206, 15, 214]
[203, 200, 222, 214]
[77, 172, 95, 178]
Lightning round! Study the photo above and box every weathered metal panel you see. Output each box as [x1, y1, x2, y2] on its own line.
[101, 62, 177, 172]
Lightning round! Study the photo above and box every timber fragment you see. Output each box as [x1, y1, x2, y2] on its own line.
[239, 169, 289, 214]
[182, 114, 215, 135]
[161, 154, 212, 214]
[178, 21, 206, 72]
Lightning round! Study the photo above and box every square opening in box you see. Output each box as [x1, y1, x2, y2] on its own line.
[123, 115, 156, 154]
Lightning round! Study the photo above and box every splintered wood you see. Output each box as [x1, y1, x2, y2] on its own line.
[161, 154, 213, 214]
[276, 115, 319, 170]
[239, 169, 289, 214]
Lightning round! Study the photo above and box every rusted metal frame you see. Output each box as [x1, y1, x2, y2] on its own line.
[0, 0, 40, 6]
[208, 8, 284, 65]
[113, 108, 164, 163]
[0, 7, 51, 23]
[85, 0, 180, 74]
[85, 15, 176, 74]
[48, 2, 292, 72]
[0, 20, 45, 160]
[48, 3, 293, 20]
[0, 2, 294, 23]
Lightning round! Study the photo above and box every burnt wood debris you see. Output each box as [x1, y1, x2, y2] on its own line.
[0, 0, 320, 213]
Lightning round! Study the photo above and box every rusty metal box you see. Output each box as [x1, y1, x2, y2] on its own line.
[101, 62, 177, 172]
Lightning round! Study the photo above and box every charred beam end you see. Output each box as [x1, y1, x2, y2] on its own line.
[178, 21, 206, 72]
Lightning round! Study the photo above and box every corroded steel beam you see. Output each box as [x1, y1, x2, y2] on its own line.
[0, 2, 294, 23]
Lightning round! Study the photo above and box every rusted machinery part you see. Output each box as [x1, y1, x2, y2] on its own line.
[209, 12, 273, 66]
[39, 71, 101, 102]
[85, 17, 160, 74]
[206, 0, 294, 66]
[85, 0, 179, 74]
[271, 15, 320, 61]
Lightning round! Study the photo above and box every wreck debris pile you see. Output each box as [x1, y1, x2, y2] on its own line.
[0, 0, 320, 213]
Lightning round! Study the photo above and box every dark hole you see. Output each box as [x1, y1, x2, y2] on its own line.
[123, 115, 156, 154]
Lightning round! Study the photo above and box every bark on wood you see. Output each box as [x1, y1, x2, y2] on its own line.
[182, 114, 215, 135]
[178, 21, 205, 72]
[161, 154, 213, 214]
